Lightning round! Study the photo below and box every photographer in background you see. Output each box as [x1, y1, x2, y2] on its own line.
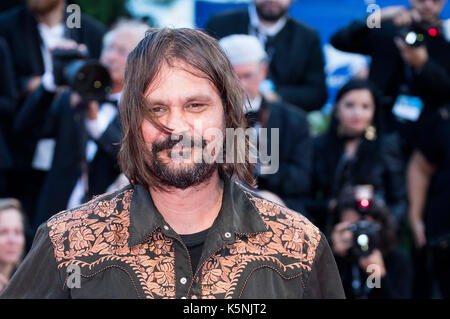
[0, 0, 105, 97]
[331, 0, 450, 159]
[331, 186, 412, 299]
[14, 20, 148, 232]
[0, 0, 106, 233]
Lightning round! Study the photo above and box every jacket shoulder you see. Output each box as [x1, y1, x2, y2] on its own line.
[207, 8, 248, 23]
[271, 100, 308, 121]
[0, 6, 23, 31]
[204, 9, 248, 38]
[287, 17, 319, 36]
[79, 13, 107, 37]
[45, 185, 134, 262]
[242, 188, 322, 268]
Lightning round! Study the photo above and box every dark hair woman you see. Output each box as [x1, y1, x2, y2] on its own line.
[305, 79, 407, 236]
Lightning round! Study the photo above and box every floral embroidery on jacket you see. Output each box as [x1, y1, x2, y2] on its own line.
[46, 185, 321, 299]
[47, 189, 176, 298]
[197, 194, 321, 298]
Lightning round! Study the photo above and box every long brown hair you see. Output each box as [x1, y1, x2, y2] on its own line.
[118, 28, 255, 190]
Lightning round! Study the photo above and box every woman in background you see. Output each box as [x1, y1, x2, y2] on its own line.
[305, 79, 407, 236]
[0, 198, 26, 292]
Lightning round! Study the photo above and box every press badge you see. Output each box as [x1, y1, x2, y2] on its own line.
[392, 94, 424, 122]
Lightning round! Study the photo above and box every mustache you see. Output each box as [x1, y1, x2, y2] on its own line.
[152, 134, 208, 154]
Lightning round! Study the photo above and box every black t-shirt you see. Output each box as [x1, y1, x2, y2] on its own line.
[180, 228, 210, 274]
[418, 106, 450, 244]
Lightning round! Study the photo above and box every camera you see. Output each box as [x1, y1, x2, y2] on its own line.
[335, 185, 382, 258]
[401, 22, 441, 47]
[52, 48, 112, 101]
[349, 219, 381, 258]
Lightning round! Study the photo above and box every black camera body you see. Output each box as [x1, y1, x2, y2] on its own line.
[52, 48, 112, 101]
[349, 219, 381, 258]
[401, 22, 441, 47]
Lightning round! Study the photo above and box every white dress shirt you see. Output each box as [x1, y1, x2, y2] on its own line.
[31, 23, 65, 171]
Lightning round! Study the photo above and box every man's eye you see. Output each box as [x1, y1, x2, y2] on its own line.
[186, 104, 206, 112]
[151, 106, 167, 114]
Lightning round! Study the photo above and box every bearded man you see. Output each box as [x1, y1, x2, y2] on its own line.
[0, 28, 344, 299]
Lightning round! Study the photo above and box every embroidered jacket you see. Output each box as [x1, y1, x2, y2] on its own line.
[0, 177, 344, 299]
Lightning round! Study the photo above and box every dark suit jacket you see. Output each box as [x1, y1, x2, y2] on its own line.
[331, 19, 450, 131]
[14, 87, 122, 229]
[205, 9, 327, 111]
[0, 5, 106, 95]
[0, 6, 106, 171]
[251, 98, 312, 216]
[0, 37, 16, 171]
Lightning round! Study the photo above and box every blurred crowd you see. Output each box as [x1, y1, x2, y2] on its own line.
[0, 0, 449, 299]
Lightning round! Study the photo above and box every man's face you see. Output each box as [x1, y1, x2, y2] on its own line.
[100, 32, 137, 89]
[254, 0, 292, 22]
[233, 62, 267, 101]
[411, 0, 447, 23]
[141, 61, 225, 189]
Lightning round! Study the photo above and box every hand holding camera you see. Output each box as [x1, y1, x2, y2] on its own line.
[372, 5, 446, 69]
[44, 38, 111, 105]
[358, 248, 386, 278]
[332, 185, 383, 263]
[395, 37, 429, 69]
[380, 6, 422, 27]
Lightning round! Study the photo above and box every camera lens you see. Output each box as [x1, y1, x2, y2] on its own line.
[65, 60, 112, 100]
[405, 31, 418, 45]
[357, 234, 369, 252]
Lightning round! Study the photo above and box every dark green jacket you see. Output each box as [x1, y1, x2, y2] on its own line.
[0, 177, 344, 299]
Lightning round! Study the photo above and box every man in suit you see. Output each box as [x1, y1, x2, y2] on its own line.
[219, 34, 312, 216]
[0, 0, 105, 98]
[13, 20, 148, 231]
[0, 38, 17, 197]
[205, 0, 327, 112]
[331, 0, 450, 158]
[0, 0, 106, 226]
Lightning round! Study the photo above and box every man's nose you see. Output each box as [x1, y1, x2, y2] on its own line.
[166, 108, 191, 134]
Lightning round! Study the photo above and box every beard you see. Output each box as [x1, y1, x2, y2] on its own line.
[27, 0, 62, 16]
[149, 134, 218, 190]
[255, 0, 291, 22]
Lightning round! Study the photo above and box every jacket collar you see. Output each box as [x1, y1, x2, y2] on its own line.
[127, 175, 267, 247]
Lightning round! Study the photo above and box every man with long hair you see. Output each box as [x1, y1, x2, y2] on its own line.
[0, 28, 344, 299]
